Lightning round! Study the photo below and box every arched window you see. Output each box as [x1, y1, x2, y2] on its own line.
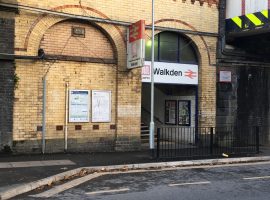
[145, 32, 198, 64]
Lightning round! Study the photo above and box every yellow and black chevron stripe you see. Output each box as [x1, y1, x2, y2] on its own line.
[226, 10, 269, 32]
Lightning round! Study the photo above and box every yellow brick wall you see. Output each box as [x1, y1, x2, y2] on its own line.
[9, 0, 218, 152]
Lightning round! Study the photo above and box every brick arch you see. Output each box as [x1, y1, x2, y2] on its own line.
[24, 5, 126, 67]
[146, 19, 212, 66]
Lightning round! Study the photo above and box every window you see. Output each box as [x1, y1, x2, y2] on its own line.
[165, 100, 177, 125]
[164, 100, 191, 126]
[179, 37, 198, 64]
[145, 37, 158, 61]
[178, 100, 191, 126]
[145, 31, 198, 64]
[160, 32, 178, 62]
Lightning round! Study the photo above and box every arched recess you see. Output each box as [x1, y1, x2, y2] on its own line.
[24, 5, 126, 68]
[145, 19, 217, 99]
[145, 19, 212, 67]
[142, 30, 202, 128]
[143, 19, 217, 128]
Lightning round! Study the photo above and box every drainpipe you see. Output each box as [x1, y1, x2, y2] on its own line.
[217, 0, 245, 59]
[0, 53, 39, 60]
[0, 52, 48, 153]
[42, 76, 47, 154]
[0, 53, 47, 153]
[149, 0, 155, 158]
[1, 51, 56, 154]
[64, 82, 69, 152]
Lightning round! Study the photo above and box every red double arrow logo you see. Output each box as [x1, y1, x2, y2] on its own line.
[184, 70, 197, 79]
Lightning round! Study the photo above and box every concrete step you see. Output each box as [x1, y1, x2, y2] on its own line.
[141, 133, 157, 137]
[141, 138, 158, 143]
[141, 126, 149, 129]
[141, 130, 150, 134]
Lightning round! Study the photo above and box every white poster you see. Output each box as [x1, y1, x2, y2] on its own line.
[92, 90, 111, 122]
[142, 61, 198, 85]
[69, 90, 90, 122]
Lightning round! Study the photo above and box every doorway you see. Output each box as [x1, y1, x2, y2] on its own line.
[141, 83, 198, 144]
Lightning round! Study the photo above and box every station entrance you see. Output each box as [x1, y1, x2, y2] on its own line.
[141, 82, 198, 145]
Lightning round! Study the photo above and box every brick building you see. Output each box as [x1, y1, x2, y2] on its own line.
[0, 4, 16, 152]
[0, 0, 218, 153]
[217, 0, 270, 144]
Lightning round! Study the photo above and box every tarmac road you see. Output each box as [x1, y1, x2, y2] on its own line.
[16, 161, 270, 200]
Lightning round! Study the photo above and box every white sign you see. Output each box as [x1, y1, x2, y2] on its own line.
[127, 20, 145, 69]
[142, 61, 198, 85]
[219, 71, 232, 82]
[69, 90, 90, 122]
[92, 90, 111, 122]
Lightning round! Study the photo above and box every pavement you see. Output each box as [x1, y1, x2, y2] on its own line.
[0, 147, 270, 199]
[0, 151, 151, 190]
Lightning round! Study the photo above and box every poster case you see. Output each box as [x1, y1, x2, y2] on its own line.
[69, 90, 90, 123]
[92, 90, 111, 123]
[165, 100, 177, 125]
[178, 100, 191, 126]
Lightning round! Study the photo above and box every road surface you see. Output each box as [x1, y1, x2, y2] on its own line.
[16, 161, 270, 200]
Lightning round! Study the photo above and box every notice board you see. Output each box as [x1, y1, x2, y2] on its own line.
[92, 90, 111, 122]
[69, 90, 90, 122]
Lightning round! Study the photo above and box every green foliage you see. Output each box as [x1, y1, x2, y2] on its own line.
[14, 73, 20, 89]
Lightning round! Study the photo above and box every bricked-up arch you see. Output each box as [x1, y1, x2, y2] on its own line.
[39, 20, 116, 63]
[22, 5, 126, 68]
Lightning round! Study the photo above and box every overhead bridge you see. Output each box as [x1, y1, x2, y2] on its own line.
[226, 10, 269, 35]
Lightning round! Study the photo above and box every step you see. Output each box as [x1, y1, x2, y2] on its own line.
[141, 138, 158, 143]
[141, 130, 150, 133]
[141, 139, 149, 143]
[141, 133, 157, 137]
[141, 126, 149, 129]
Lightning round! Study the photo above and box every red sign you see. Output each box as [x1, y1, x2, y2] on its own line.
[142, 65, 150, 75]
[129, 20, 145, 43]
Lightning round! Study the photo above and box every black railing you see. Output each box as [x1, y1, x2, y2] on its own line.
[156, 126, 260, 160]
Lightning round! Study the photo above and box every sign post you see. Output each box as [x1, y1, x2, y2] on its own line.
[127, 20, 145, 69]
[150, 0, 155, 158]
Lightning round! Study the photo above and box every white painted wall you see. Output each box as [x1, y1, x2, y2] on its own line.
[226, 0, 268, 18]
[245, 0, 268, 14]
[226, 0, 242, 19]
